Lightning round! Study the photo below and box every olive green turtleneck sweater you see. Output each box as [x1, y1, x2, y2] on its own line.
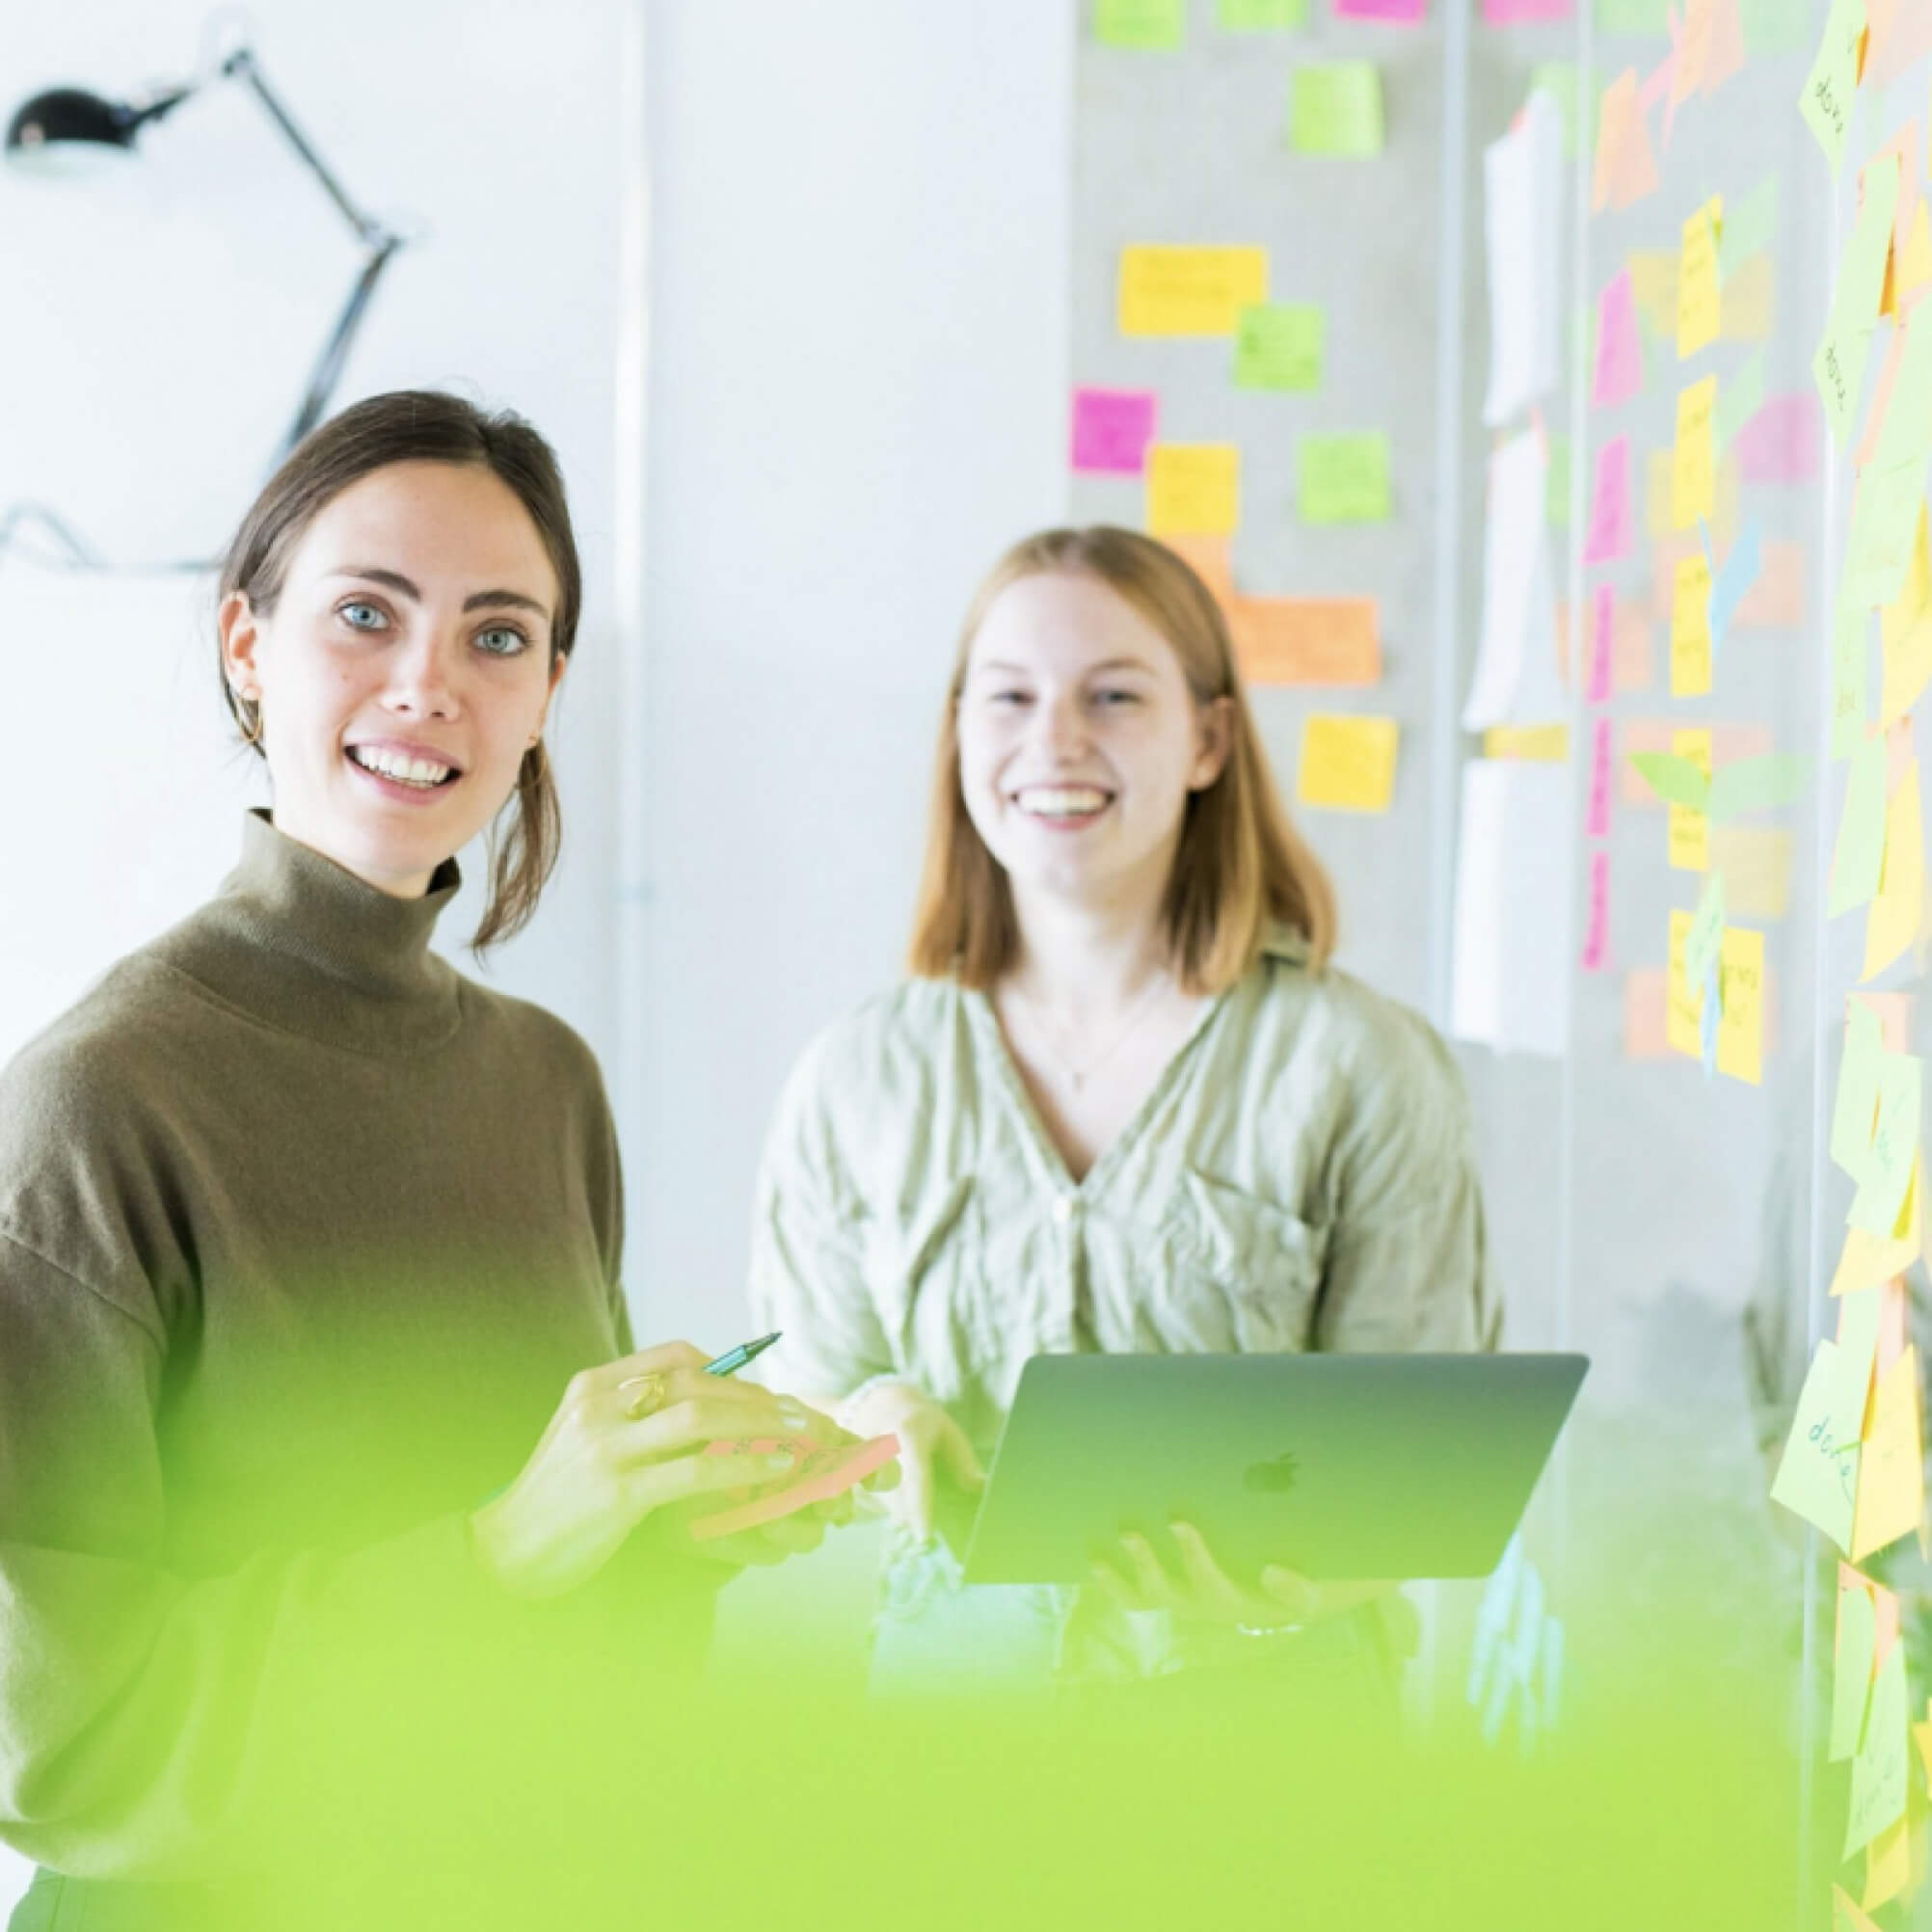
[0, 809, 711, 1909]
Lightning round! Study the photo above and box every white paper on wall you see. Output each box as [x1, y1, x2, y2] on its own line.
[1481, 88, 1564, 428]
[1462, 428, 1562, 729]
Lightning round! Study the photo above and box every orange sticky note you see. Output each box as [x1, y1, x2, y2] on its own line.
[1734, 540, 1807, 631]
[1230, 597, 1382, 686]
[1592, 69, 1659, 213]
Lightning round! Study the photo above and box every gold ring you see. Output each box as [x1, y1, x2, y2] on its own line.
[618, 1372, 668, 1421]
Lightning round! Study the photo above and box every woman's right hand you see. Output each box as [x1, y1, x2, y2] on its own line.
[838, 1380, 984, 1543]
[468, 1341, 832, 1599]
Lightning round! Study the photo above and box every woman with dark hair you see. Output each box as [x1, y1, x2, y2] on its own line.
[0, 391, 877, 1928]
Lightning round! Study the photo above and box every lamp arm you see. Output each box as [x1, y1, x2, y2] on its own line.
[277, 235, 403, 461]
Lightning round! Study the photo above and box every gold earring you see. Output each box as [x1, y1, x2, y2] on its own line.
[232, 687, 263, 747]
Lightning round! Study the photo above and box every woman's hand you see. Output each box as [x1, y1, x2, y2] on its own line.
[468, 1341, 848, 1599]
[1089, 1518, 1396, 1632]
[837, 1380, 981, 1543]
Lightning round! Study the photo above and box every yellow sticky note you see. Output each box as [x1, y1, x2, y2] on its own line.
[1851, 1344, 1925, 1563]
[1667, 908, 1704, 1056]
[1674, 377, 1719, 530]
[1671, 555, 1714, 700]
[1720, 253, 1778, 340]
[1145, 443, 1241, 535]
[1717, 926, 1765, 1084]
[1628, 250, 1678, 338]
[1830, 1156, 1922, 1297]
[1709, 823, 1792, 918]
[1668, 729, 1712, 870]
[1899, 200, 1932, 306]
[1865, 760, 1925, 979]
[1879, 506, 1932, 726]
[1677, 197, 1725, 359]
[1296, 714, 1399, 813]
[1118, 246, 1269, 336]
[1865, 1813, 1913, 1911]
[1482, 724, 1570, 761]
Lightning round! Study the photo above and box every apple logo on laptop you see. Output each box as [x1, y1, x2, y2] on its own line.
[1243, 1451, 1299, 1493]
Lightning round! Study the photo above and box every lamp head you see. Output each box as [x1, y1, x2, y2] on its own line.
[6, 85, 191, 176]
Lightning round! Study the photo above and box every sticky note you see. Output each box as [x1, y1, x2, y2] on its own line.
[1587, 717, 1615, 836]
[1867, 311, 1932, 477]
[1864, 761, 1924, 979]
[1831, 738, 1891, 917]
[1715, 351, 1767, 452]
[1289, 63, 1384, 157]
[1228, 597, 1382, 686]
[1071, 389, 1158, 474]
[1337, 0, 1426, 17]
[1584, 436, 1631, 564]
[1671, 551, 1713, 698]
[1673, 378, 1718, 530]
[1836, 608, 1872, 761]
[1119, 247, 1269, 336]
[1847, 459, 1930, 613]
[1670, 0, 1716, 105]
[1865, 1815, 1913, 1913]
[1684, 872, 1727, 997]
[1095, 0, 1187, 48]
[1234, 303, 1325, 389]
[1800, 0, 1867, 175]
[1699, 0, 1749, 95]
[1587, 585, 1616, 703]
[1483, 725, 1569, 761]
[1597, 0, 1672, 31]
[1591, 69, 1659, 214]
[1627, 251, 1678, 339]
[1628, 750, 1710, 813]
[1816, 155, 1904, 443]
[1734, 539, 1806, 631]
[1485, 0, 1570, 17]
[1733, 394, 1822, 482]
[1709, 824, 1792, 919]
[1707, 519, 1763, 660]
[1851, 1347, 1925, 1563]
[1717, 926, 1764, 1083]
[1720, 254, 1777, 341]
[1879, 509, 1932, 725]
[1836, 1884, 1886, 1932]
[1581, 848, 1612, 972]
[1707, 751, 1811, 820]
[1739, 0, 1812, 48]
[1668, 728, 1711, 869]
[1146, 444, 1241, 535]
[1770, 1339, 1863, 1549]
[1830, 1159, 1920, 1295]
[1593, 270, 1644, 409]
[1718, 174, 1780, 280]
[1865, 0, 1932, 88]
[1219, 0, 1308, 23]
[1849, 1053, 1921, 1237]
[1667, 908, 1704, 1056]
[1832, 1002, 1886, 1180]
[1299, 433, 1391, 523]
[1296, 714, 1399, 812]
[1677, 199, 1724, 359]
[1833, 1578, 1878, 1759]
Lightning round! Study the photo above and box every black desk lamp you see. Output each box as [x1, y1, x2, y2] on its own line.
[1, 43, 405, 570]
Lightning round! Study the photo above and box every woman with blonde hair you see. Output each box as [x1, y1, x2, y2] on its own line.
[748, 525, 1499, 1694]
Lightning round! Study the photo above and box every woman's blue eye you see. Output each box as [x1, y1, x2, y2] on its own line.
[991, 689, 1030, 705]
[1095, 689, 1139, 706]
[339, 602, 385, 631]
[476, 626, 530, 657]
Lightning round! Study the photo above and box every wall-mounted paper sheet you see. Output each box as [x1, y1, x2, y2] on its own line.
[1482, 90, 1564, 426]
[1464, 429, 1561, 728]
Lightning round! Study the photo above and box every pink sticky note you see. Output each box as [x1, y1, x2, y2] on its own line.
[1483, 0, 1570, 18]
[1587, 585, 1617, 703]
[1593, 270, 1644, 411]
[688, 1433, 900, 1542]
[1334, 0, 1426, 18]
[1581, 849, 1612, 972]
[1071, 387, 1158, 475]
[1587, 716, 1616, 838]
[1584, 437, 1632, 565]
[1734, 394, 1822, 484]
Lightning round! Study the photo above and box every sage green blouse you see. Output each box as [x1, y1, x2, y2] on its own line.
[749, 927, 1501, 1462]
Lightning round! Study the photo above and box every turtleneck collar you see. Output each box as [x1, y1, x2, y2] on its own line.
[149, 808, 467, 1057]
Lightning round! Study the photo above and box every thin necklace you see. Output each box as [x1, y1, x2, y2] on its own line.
[1007, 969, 1172, 1092]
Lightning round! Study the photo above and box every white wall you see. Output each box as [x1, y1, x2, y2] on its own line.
[632, 1, 1074, 1347]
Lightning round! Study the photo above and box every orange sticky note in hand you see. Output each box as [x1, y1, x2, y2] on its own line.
[687, 1433, 899, 1542]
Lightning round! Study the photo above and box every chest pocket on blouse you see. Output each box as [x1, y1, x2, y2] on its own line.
[1168, 1168, 1328, 1354]
[866, 1175, 977, 1385]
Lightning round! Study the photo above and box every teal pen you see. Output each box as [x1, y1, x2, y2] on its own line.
[702, 1330, 782, 1378]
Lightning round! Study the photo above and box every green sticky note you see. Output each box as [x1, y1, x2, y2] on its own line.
[1234, 304, 1325, 390]
[1846, 1642, 1910, 1860]
[1095, 0, 1187, 48]
[1846, 456, 1928, 611]
[1629, 752, 1710, 813]
[1814, 155, 1900, 444]
[1290, 62, 1384, 157]
[1545, 435, 1571, 529]
[1298, 432, 1391, 523]
[1872, 315, 1932, 479]
[1740, 0, 1812, 49]
[1849, 1053, 1921, 1237]
[1833, 606, 1869, 762]
[1830, 1584, 1877, 1762]
[1831, 1002, 1886, 1180]
[1800, 0, 1867, 176]
[1528, 63, 1584, 158]
[1770, 1339, 1862, 1551]
[1219, 0, 1307, 25]
[1828, 737, 1889, 916]
[1684, 873, 1727, 998]
[1706, 753, 1811, 820]
[1716, 351, 1768, 453]
[1717, 174, 1780, 280]
[1596, 0, 1670, 31]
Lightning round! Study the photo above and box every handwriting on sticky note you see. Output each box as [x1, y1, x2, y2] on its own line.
[1299, 432, 1391, 523]
[1801, 0, 1866, 175]
[1673, 378, 1718, 530]
[1146, 443, 1241, 535]
[1671, 551, 1713, 697]
[1290, 61, 1384, 156]
[1849, 1052, 1921, 1237]
[1717, 926, 1764, 1084]
[1297, 714, 1399, 812]
[1118, 246, 1269, 336]
[1771, 1339, 1862, 1550]
[1667, 729, 1712, 870]
[1234, 303, 1324, 389]
[1071, 388, 1158, 475]
[1677, 197, 1724, 359]
[1815, 154, 1903, 443]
